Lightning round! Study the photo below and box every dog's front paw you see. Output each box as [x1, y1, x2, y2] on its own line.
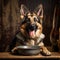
[11, 47, 19, 54]
[40, 46, 51, 56]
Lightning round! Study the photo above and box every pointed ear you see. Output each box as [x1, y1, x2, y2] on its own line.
[34, 4, 43, 18]
[20, 4, 29, 15]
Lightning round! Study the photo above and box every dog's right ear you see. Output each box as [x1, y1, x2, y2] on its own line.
[34, 4, 43, 18]
[20, 4, 29, 16]
[34, 4, 43, 24]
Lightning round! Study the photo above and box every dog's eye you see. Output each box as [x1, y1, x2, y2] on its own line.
[34, 18, 38, 22]
[23, 16, 30, 23]
[26, 18, 30, 23]
[25, 18, 30, 23]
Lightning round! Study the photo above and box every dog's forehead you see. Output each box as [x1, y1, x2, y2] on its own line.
[27, 13, 37, 19]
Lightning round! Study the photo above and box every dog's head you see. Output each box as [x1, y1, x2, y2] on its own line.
[20, 4, 43, 39]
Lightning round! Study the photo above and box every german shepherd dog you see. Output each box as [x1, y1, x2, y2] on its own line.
[9, 4, 51, 56]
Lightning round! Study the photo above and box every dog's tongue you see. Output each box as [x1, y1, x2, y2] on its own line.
[29, 31, 35, 36]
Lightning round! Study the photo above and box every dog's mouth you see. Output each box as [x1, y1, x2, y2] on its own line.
[26, 24, 37, 38]
[29, 30, 35, 37]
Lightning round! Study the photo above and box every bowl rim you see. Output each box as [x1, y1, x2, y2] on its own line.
[15, 45, 40, 50]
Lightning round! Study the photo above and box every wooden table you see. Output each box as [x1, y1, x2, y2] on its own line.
[0, 52, 60, 59]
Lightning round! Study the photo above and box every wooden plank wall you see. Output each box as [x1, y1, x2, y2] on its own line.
[0, 0, 20, 51]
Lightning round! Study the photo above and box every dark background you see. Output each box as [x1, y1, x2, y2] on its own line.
[0, 0, 60, 51]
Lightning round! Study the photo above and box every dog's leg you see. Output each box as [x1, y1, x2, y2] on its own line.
[40, 45, 51, 56]
[38, 42, 51, 56]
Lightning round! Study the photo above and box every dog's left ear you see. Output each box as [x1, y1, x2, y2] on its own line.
[20, 4, 29, 16]
[20, 4, 30, 19]
[34, 4, 43, 18]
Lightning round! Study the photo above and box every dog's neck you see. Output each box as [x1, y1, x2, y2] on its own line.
[16, 31, 45, 46]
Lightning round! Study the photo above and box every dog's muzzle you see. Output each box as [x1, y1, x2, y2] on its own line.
[26, 24, 38, 37]
[26, 24, 37, 31]
[29, 24, 37, 31]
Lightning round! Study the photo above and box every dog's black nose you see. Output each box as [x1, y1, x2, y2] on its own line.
[30, 24, 37, 31]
